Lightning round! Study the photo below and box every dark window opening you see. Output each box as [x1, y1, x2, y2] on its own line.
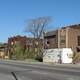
[47, 41, 50, 44]
[78, 36, 80, 46]
[76, 47, 80, 52]
[44, 35, 56, 39]
[60, 40, 65, 44]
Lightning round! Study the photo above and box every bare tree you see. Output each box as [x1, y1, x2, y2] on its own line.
[25, 16, 52, 61]
[25, 16, 52, 39]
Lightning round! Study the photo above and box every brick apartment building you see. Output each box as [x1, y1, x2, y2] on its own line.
[7, 35, 43, 58]
[44, 24, 80, 53]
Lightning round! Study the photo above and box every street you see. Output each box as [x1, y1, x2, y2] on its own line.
[0, 60, 80, 80]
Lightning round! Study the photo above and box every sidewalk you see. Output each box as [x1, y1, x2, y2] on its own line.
[53, 63, 80, 69]
[0, 59, 80, 69]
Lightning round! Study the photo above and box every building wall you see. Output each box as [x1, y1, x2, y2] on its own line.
[59, 29, 66, 48]
[7, 36, 43, 58]
[44, 31, 58, 49]
[58, 27, 80, 52]
[44, 29, 67, 49]
[44, 24, 80, 53]
[0, 43, 8, 59]
[68, 28, 80, 52]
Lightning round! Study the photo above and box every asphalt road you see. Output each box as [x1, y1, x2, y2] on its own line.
[0, 60, 80, 80]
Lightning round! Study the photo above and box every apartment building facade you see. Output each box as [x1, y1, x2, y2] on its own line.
[44, 24, 80, 53]
[7, 35, 43, 58]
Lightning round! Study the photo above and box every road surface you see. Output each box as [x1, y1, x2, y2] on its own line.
[0, 60, 80, 80]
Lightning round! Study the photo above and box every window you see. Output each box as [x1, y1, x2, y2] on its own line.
[26, 40, 32, 45]
[78, 36, 80, 46]
[47, 41, 50, 44]
[60, 36, 66, 44]
[44, 35, 56, 39]
[76, 47, 80, 52]
[60, 40, 65, 44]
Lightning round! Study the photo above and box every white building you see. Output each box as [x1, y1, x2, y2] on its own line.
[43, 48, 73, 63]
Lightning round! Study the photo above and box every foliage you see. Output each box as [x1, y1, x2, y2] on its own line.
[11, 42, 25, 60]
[24, 48, 34, 59]
[72, 52, 80, 64]
[25, 59, 39, 62]
[34, 46, 43, 62]
[11, 42, 35, 60]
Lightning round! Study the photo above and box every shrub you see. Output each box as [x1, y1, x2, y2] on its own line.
[73, 52, 80, 64]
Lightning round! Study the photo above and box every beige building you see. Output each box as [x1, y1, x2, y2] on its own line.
[0, 43, 8, 59]
[44, 24, 80, 53]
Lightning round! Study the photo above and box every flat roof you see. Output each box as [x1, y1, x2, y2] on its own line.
[44, 30, 57, 37]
